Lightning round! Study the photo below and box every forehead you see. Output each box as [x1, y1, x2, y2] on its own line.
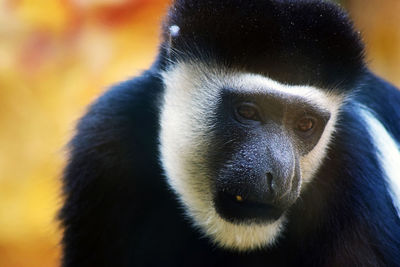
[162, 62, 343, 112]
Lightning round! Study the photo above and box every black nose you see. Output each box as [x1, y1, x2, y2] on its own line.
[243, 172, 281, 204]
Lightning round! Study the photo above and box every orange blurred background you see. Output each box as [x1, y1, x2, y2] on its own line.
[0, 0, 399, 266]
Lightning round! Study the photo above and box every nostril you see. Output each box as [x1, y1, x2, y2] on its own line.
[266, 172, 274, 193]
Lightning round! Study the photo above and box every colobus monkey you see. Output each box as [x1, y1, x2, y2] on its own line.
[60, 0, 400, 266]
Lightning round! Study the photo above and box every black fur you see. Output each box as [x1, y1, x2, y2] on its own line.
[163, 0, 365, 89]
[60, 0, 400, 266]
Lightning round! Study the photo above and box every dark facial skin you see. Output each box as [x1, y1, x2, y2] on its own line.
[210, 88, 330, 224]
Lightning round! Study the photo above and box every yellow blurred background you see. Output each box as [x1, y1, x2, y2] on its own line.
[0, 0, 399, 266]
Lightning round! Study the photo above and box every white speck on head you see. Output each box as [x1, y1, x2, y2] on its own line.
[359, 105, 400, 217]
[169, 25, 180, 37]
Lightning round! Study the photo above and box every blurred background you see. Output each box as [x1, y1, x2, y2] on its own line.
[0, 0, 399, 266]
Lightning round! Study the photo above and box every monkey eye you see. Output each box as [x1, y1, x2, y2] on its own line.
[235, 103, 262, 123]
[295, 116, 316, 133]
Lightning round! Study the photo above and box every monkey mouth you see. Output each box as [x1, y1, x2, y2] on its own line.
[214, 191, 285, 224]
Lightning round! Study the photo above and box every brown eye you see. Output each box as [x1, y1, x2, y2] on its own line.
[296, 117, 315, 132]
[236, 103, 261, 122]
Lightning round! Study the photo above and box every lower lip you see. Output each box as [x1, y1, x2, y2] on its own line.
[214, 192, 284, 224]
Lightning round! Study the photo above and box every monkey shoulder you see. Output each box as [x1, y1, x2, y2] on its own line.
[60, 70, 178, 266]
[64, 69, 163, 189]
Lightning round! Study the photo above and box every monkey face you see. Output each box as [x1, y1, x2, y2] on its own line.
[210, 86, 332, 224]
[160, 62, 342, 250]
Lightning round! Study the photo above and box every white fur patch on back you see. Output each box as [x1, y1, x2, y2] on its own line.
[159, 62, 343, 251]
[359, 106, 400, 217]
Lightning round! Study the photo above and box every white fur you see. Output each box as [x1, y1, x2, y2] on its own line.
[359, 106, 400, 217]
[159, 62, 343, 251]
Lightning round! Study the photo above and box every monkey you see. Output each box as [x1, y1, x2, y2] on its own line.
[60, 0, 400, 266]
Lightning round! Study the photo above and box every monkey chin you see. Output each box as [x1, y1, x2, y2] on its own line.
[209, 212, 287, 252]
[184, 196, 287, 252]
